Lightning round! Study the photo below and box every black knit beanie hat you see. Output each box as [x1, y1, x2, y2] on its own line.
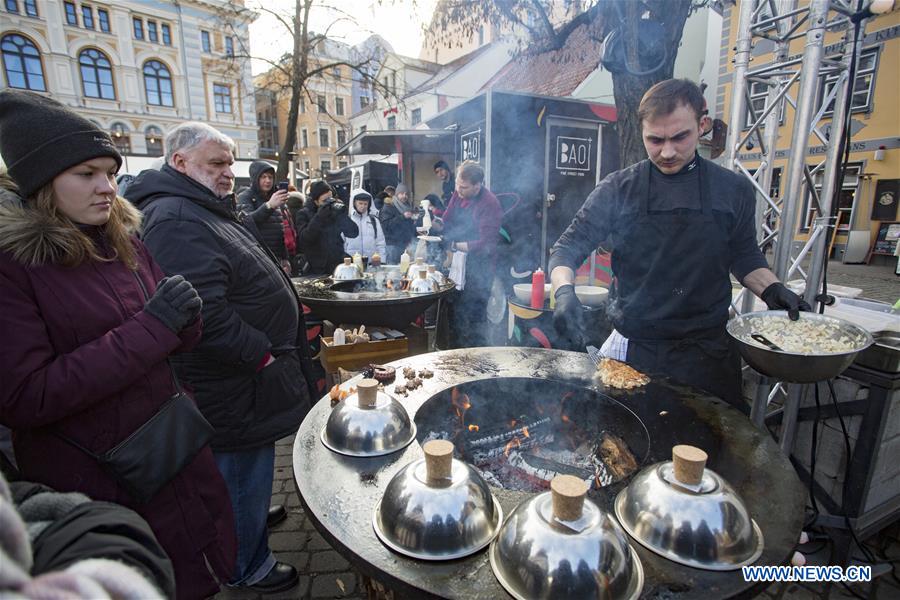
[308, 180, 332, 203]
[0, 89, 123, 199]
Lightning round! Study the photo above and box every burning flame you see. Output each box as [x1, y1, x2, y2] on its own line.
[386, 279, 394, 290]
[522, 426, 530, 438]
[503, 436, 521, 457]
[468, 424, 479, 432]
[561, 414, 571, 423]
[451, 389, 472, 426]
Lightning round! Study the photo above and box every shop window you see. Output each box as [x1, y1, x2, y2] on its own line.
[820, 48, 879, 115]
[65, 1, 77, 25]
[145, 126, 163, 156]
[110, 122, 131, 154]
[1, 34, 45, 91]
[81, 5, 93, 29]
[744, 80, 785, 129]
[801, 164, 861, 231]
[79, 47, 115, 100]
[98, 8, 110, 32]
[143, 59, 173, 106]
[213, 83, 232, 113]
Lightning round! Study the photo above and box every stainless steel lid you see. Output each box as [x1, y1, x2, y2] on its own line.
[614, 445, 764, 571]
[333, 258, 363, 281]
[374, 440, 502, 560]
[490, 475, 643, 600]
[321, 379, 415, 457]
[409, 270, 437, 293]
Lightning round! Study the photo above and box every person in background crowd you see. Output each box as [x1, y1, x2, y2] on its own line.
[344, 189, 386, 259]
[286, 185, 306, 275]
[434, 160, 455, 205]
[380, 182, 418, 264]
[550, 79, 809, 409]
[295, 180, 359, 275]
[423, 193, 445, 219]
[1, 470, 173, 599]
[237, 161, 291, 274]
[374, 190, 389, 213]
[431, 161, 502, 347]
[126, 122, 316, 594]
[0, 90, 236, 599]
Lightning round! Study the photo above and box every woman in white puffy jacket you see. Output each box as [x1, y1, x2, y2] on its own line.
[343, 188, 386, 258]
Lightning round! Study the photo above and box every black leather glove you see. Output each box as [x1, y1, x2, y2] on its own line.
[760, 282, 811, 321]
[143, 275, 202, 333]
[552, 285, 585, 349]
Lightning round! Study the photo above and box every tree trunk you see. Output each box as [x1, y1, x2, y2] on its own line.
[606, 0, 694, 169]
[276, 0, 311, 181]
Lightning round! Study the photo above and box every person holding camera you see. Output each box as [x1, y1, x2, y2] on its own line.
[295, 181, 358, 275]
[237, 162, 292, 275]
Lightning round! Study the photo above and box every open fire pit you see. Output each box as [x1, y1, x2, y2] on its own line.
[293, 348, 805, 599]
[416, 378, 650, 493]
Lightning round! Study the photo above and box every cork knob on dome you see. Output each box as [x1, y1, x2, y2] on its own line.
[672, 445, 708, 486]
[551, 475, 587, 521]
[357, 378, 379, 408]
[423, 440, 454, 484]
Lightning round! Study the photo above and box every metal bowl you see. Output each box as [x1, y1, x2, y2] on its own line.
[373, 456, 502, 560]
[614, 461, 763, 570]
[321, 389, 416, 457]
[726, 310, 873, 383]
[491, 489, 643, 600]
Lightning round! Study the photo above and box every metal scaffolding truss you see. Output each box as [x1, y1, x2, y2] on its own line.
[723, 0, 870, 451]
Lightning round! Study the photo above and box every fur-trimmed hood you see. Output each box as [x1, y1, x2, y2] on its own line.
[0, 174, 142, 267]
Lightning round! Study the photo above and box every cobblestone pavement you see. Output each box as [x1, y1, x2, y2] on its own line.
[216, 260, 898, 599]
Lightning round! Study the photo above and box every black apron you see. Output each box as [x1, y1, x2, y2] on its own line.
[611, 159, 744, 409]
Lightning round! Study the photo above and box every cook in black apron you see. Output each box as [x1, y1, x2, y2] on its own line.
[609, 158, 743, 409]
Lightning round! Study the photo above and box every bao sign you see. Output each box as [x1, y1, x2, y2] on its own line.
[555, 136, 593, 176]
[460, 129, 481, 163]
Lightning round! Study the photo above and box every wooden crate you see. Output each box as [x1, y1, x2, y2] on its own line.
[319, 336, 409, 377]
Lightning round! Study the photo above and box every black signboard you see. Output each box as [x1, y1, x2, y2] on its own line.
[871, 179, 899, 222]
[872, 221, 899, 256]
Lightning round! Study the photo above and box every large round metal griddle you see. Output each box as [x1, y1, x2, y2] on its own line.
[293, 277, 456, 329]
[292, 348, 805, 599]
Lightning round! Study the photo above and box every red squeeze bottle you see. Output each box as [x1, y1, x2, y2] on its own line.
[530, 268, 545, 308]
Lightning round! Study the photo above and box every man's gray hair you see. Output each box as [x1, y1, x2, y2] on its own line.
[165, 122, 236, 165]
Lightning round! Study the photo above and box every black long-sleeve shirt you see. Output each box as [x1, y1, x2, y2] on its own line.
[549, 157, 768, 284]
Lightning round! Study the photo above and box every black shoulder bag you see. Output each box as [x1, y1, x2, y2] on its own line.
[56, 274, 215, 504]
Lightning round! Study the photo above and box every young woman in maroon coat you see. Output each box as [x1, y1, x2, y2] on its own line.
[0, 90, 236, 599]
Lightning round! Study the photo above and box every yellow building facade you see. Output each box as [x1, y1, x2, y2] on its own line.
[717, 3, 900, 261]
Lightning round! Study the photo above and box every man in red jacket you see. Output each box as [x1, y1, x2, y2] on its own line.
[433, 161, 503, 348]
